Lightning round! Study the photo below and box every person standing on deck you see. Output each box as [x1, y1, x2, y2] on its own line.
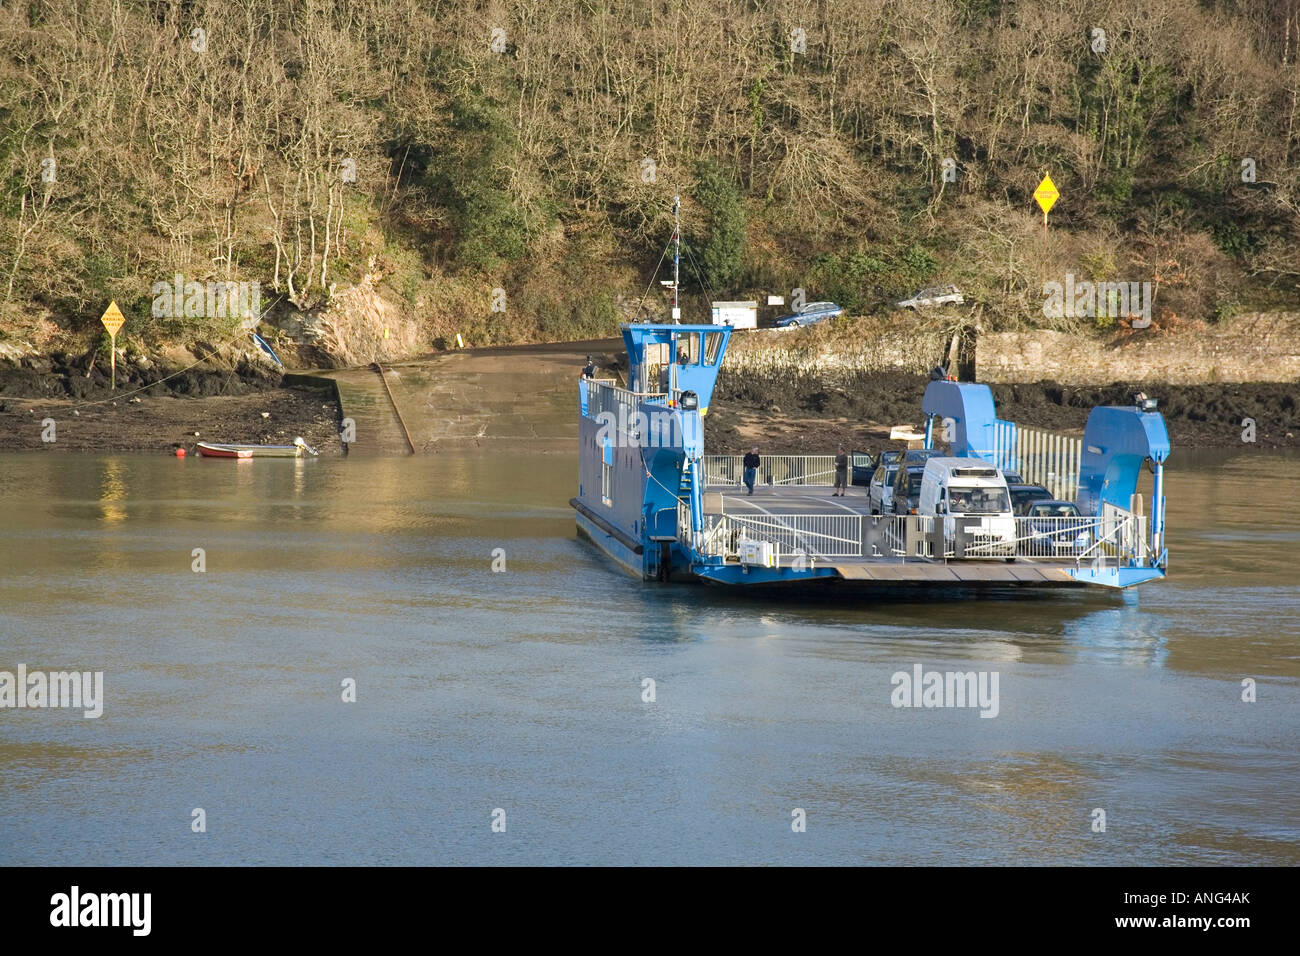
[581, 355, 596, 378]
[743, 447, 760, 495]
[833, 445, 849, 496]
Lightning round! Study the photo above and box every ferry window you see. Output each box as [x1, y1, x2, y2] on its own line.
[676, 333, 698, 365]
[643, 342, 668, 394]
[703, 331, 723, 365]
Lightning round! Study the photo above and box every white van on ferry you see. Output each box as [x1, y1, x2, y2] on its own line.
[918, 457, 1016, 559]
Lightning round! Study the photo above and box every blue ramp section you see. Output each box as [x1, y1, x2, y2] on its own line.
[921, 381, 999, 460]
[1077, 406, 1171, 515]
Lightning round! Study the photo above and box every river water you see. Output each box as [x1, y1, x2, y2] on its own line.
[0, 448, 1296, 865]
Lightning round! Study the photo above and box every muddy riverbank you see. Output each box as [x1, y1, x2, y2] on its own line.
[2, 347, 1293, 455]
[0, 355, 341, 453]
[708, 368, 1297, 454]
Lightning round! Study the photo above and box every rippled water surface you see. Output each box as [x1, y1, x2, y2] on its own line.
[1, 448, 1296, 865]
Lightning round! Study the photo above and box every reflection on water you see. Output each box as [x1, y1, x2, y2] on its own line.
[98, 457, 127, 526]
[0, 448, 1296, 866]
[1062, 600, 1169, 668]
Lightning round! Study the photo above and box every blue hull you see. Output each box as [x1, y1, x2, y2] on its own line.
[575, 511, 646, 579]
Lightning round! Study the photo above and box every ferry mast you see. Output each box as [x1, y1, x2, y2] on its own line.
[672, 194, 680, 324]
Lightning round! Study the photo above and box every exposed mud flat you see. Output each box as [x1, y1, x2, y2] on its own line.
[709, 368, 1298, 454]
[0, 356, 341, 453]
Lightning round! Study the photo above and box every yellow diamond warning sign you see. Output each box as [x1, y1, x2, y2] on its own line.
[100, 301, 125, 336]
[1034, 175, 1059, 215]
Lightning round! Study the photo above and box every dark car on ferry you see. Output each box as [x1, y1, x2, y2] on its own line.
[902, 448, 943, 465]
[850, 450, 876, 486]
[1019, 500, 1096, 557]
[891, 462, 929, 515]
[1008, 483, 1053, 515]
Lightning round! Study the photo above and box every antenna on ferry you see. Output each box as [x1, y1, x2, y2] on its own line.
[672, 193, 681, 324]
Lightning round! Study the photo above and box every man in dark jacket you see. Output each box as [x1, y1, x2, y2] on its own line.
[834, 445, 849, 496]
[743, 447, 760, 495]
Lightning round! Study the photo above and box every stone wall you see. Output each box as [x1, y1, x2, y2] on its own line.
[723, 318, 957, 381]
[977, 313, 1300, 384]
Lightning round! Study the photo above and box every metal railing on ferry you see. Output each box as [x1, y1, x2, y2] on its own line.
[692, 512, 1148, 568]
[583, 379, 667, 423]
[701, 455, 838, 487]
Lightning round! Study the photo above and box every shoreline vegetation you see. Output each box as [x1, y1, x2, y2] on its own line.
[3, 1, 1299, 371]
[4, 0, 1298, 453]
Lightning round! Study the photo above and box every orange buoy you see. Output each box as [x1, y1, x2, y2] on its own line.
[175, 447, 186, 457]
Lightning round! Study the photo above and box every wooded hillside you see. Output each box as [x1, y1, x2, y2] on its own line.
[2, 0, 1298, 355]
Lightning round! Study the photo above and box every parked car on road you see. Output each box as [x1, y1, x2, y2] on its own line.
[896, 285, 964, 310]
[1008, 483, 1053, 515]
[774, 301, 844, 328]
